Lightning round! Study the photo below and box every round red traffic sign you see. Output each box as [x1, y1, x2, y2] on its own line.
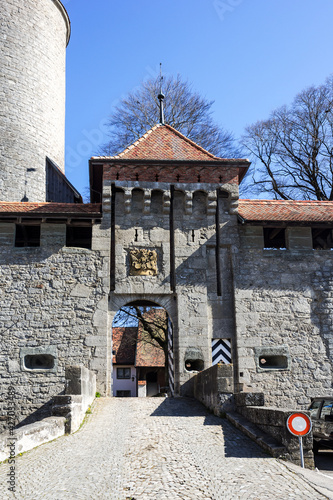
[286, 413, 312, 437]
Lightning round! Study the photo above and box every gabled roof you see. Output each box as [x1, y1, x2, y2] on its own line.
[238, 199, 333, 223]
[89, 124, 250, 201]
[94, 124, 220, 161]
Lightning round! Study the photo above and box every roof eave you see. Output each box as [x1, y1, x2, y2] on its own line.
[237, 219, 333, 226]
[90, 157, 251, 166]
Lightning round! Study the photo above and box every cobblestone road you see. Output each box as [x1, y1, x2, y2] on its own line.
[0, 398, 327, 499]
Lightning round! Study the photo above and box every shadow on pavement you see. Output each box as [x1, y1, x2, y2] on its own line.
[150, 397, 269, 459]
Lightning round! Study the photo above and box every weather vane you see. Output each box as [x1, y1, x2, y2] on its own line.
[158, 62, 165, 125]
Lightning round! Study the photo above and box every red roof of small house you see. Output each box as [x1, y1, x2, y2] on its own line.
[238, 200, 333, 224]
[135, 339, 165, 367]
[0, 202, 102, 216]
[112, 327, 137, 365]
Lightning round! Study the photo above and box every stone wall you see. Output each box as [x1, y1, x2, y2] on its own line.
[107, 180, 240, 395]
[190, 363, 234, 414]
[0, 416, 66, 462]
[0, 0, 70, 201]
[52, 365, 96, 433]
[235, 225, 333, 408]
[234, 393, 314, 468]
[0, 222, 109, 432]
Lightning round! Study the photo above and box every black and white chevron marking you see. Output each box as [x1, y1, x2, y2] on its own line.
[212, 339, 232, 365]
[167, 318, 174, 396]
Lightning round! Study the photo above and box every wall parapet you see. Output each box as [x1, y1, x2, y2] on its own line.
[184, 364, 234, 414]
[0, 416, 65, 462]
[0, 365, 96, 462]
[52, 365, 96, 433]
[235, 392, 314, 468]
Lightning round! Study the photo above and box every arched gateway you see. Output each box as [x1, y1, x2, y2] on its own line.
[90, 123, 249, 396]
[111, 300, 174, 397]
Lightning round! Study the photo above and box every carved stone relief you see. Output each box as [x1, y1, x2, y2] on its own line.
[129, 248, 158, 276]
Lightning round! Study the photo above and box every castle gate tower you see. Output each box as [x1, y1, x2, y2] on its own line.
[0, 0, 70, 202]
[90, 124, 250, 395]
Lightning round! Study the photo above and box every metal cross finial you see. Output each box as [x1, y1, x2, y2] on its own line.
[158, 63, 165, 125]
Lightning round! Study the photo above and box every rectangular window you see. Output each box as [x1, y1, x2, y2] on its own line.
[263, 228, 286, 249]
[15, 225, 40, 247]
[258, 355, 288, 369]
[254, 346, 291, 372]
[320, 400, 333, 419]
[312, 228, 333, 249]
[66, 226, 92, 249]
[309, 400, 322, 419]
[116, 390, 131, 397]
[117, 367, 131, 379]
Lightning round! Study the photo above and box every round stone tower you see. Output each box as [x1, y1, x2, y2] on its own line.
[0, 0, 70, 202]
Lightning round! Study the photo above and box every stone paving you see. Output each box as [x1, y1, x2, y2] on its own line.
[0, 398, 327, 499]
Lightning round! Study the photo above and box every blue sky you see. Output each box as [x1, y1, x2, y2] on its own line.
[62, 0, 333, 198]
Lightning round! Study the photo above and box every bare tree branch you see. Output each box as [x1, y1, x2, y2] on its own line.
[242, 75, 333, 200]
[100, 74, 242, 158]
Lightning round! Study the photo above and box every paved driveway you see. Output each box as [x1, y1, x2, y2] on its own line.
[0, 398, 327, 499]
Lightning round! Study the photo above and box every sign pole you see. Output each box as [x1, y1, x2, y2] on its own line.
[286, 412, 312, 469]
[298, 436, 304, 468]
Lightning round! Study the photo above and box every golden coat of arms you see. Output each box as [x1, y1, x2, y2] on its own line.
[129, 249, 158, 276]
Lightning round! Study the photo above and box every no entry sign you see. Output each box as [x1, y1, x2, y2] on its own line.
[286, 412, 312, 437]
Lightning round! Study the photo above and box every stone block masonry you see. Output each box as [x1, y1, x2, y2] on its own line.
[108, 181, 239, 395]
[0, 0, 70, 201]
[104, 162, 241, 185]
[235, 233, 333, 409]
[0, 222, 109, 432]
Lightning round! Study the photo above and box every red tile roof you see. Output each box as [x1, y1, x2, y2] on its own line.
[0, 202, 102, 216]
[94, 124, 225, 161]
[238, 199, 333, 223]
[112, 327, 137, 365]
[135, 339, 165, 367]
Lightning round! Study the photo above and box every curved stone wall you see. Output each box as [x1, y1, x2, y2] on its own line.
[0, 0, 70, 202]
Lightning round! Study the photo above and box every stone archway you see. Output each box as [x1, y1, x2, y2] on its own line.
[111, 298, 175, 397]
